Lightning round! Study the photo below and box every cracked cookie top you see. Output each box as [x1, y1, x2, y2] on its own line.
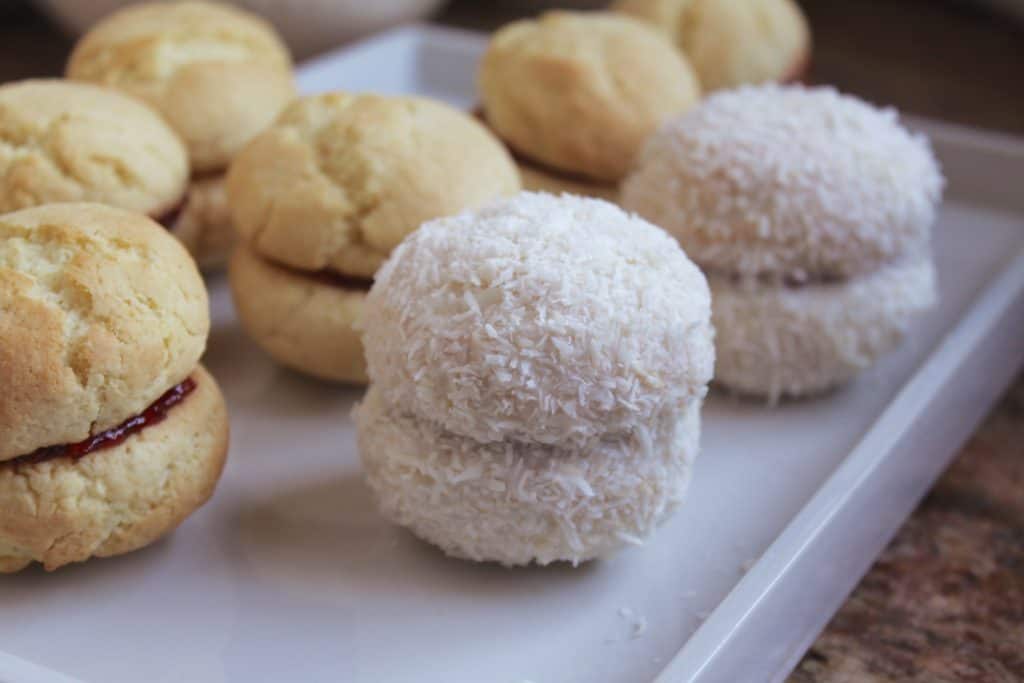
[226, 92, 521, 279]
[0, 203, 209, 462]
[67, 1, 295, 173]
[0, 79, 188, 217]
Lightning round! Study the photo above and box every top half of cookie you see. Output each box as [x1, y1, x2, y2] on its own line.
[226, 92, 521, 280]
[363, 192, 714, 448]
[612, 0, 810, 91]
[66, 1, 295, 174]
[478, 11, 701, 183]
[0, 79, 188, 218]
[621, 85, 944, 281]
[0, 203, 209, 462]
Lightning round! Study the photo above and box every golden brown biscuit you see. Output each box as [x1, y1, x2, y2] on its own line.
[227, 92, 520, 278]
[171, 173, 233, 270]
[229, 245, 367, 383]
[0, 365, 228, 573]
[612, 0, 810, 91]
[67, 1, 295, 174]
[517, 161, 618, 203]
[0, 79, 188, 217]
[0, 203, 209, 463]
[478, 11, 700, 183]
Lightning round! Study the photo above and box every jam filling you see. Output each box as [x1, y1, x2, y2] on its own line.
[273, 260, 374, 291]
[708, 266, 845, 289]
[152, 196, 187, 232]
[782, 52, 811, 85]
[4, 378, 197, 468]
[308, 269, 375, 290]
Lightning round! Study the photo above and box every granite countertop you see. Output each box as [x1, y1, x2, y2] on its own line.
[1, 1, 1022, 679]
[791, 379, 1024, 682]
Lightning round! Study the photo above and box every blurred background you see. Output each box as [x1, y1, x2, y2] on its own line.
[0, 0, 1022, 135]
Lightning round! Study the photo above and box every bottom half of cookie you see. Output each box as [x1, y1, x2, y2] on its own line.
[166, 173, 235, 271]
[0, 365, 229, 572]
[229, 245, 369, 384]
[709, 257, 937, 401]
[355, 386, 701, 567]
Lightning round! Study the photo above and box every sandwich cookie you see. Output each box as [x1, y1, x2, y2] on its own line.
[612, 0, 811, 91]
[478, 11, 700, 201]
[226, 93, 520, 383]
[622, 85, 943, 400]
[67, 1, 295, 269]
[0, 203, 228, 572]
[0, 79, 187, 220]
[356, 193, 714, 565]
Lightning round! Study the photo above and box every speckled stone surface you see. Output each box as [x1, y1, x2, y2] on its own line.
[790, 374, 1024, 682]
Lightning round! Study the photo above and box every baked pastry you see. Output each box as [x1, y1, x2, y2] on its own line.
[612, 0, 810, 91]
[0, 79, 187, 219]
[67, 1, 295, 269]
[478, 11, 700, 201]
[356, 193, 714, 565]
[622, 85, 943, 400]
[0, 203, 228, 572]
[226, 92, 520, 383]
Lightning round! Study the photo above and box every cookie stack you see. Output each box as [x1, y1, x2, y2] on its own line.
[622, 85, 943, 399]
[478, 11, 700, 202]
[356, 193, 715, 566]
[226, 92, 520, 383]
[67, 1, 296, 269]
[0, 203, 228, 572]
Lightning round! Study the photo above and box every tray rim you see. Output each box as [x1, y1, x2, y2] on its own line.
[4, 23, 1024, 683]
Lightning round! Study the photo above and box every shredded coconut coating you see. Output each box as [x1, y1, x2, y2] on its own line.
[356, 386, 701, 566]
[711, 257, 936, 400]
[621, 85, 944, 279]
[362, 193, 714, 448]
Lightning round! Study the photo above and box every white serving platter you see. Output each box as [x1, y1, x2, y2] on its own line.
[2, 25, 1023, 683]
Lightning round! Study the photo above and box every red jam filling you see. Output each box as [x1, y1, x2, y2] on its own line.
[307, 269, 374, 290]
[782, 52, 811, 85]
[152, 196, 187, 232]
[4, 378, 197, 468]
[711, 267, 844, 289]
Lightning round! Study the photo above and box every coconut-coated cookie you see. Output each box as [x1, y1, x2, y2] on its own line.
[709, 258, 936, 399]
[362, 192, 714, 448]
[67, 1, 295, 173]
[0, 365, 228, 573]
[0, 79, 188, 217]
[0, 203, 208, 463]
[622, 85, 944, 280]
[478, 11, 700, 182]
[357, 386, 700, 567]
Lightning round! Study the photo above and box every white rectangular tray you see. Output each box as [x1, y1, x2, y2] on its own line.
[3, 25, 1023, 683]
